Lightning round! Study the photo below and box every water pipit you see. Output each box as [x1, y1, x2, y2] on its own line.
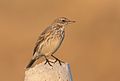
[26, 17, 75, 68]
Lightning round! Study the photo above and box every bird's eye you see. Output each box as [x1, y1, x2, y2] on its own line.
[62, 20, 65, 22]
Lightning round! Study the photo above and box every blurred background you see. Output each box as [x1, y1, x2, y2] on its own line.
[0, 0, 120, 81]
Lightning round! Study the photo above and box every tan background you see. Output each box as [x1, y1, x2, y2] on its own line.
[0, 0, 120, 81]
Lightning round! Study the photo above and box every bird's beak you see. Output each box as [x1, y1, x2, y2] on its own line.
[68, 20, 76, 23]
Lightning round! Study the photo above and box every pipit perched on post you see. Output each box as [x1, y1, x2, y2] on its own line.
[26, 17, 75, 68]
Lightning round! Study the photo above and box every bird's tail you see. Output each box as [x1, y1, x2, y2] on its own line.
[26, 59, 36, 69]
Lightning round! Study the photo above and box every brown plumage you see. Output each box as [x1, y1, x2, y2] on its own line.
[26, 17, 75, 68]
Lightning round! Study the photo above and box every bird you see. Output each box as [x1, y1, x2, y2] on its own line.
[26, 17, 75, 68]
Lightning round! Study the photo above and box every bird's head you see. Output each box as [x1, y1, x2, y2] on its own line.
[53, 17, 75, 26]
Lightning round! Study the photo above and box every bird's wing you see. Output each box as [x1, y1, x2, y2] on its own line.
[33, 36, 44, 55]
[33, 26, 52, 55]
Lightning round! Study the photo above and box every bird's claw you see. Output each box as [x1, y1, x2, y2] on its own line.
[44, 59, 54, 66]
[54, 58, 64, 65]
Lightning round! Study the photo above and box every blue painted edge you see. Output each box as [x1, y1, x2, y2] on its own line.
[67, 64, 73, 81]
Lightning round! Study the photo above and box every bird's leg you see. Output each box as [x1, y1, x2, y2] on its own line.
[44, 55, 54, 66]
[51, 55, 64, 65]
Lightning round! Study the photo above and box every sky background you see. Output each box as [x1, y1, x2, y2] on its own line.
[0, 0, 120, 81]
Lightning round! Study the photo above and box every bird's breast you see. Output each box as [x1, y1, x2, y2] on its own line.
[40, 35, 63, 56]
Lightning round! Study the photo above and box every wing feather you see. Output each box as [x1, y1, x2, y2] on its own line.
[33, 26, 52, 55]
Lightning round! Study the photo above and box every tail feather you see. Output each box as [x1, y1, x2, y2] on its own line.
[26, 59, 36, 69]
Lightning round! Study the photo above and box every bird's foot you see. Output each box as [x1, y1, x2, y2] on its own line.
[51, 55, 64, 65]
[54, 58, 64, 65]
[44, 59, 54, 66]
